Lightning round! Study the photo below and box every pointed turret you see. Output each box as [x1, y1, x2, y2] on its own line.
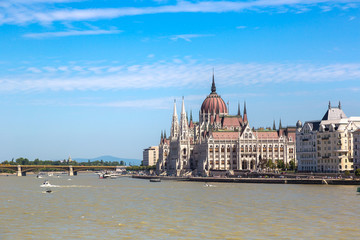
[273, 120, 276, 130]
[279, 119, 283, 129]
[170, 99, 179, 139]
[243, 101, 248, 123]
[328, 101, 331, 109]
[164, 130, 167, 139]
[189, 110, 194, 128]
[237, 102, 241, 116]
[160, 130, 164, 144]
[180, 97, 189, 140]
[211, 69, 216, 93]
[338, 101, 341, 109]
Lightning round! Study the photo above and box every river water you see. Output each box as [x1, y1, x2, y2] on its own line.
[1, 173, 359, 239]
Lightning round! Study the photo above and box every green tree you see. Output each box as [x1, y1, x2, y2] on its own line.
[16, 157, 29, 165]
[355, 169, 360, 177]
[276, 160, 285, 170]
[266, 160, 275, 169]
[344, 170, 350, 177]
[289, 160, 296, 171]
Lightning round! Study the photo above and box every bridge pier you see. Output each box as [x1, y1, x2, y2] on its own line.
[69, 166, 73, 176]
[17, 165, 26, 176]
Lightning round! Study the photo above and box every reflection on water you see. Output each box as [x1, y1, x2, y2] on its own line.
[1, 174, 359, 239]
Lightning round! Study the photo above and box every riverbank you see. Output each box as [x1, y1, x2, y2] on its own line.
[132, 175, 360, 185]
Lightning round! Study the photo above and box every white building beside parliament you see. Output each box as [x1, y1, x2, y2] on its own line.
[296, 102, 360, 173]
[156, 76, 296, 176]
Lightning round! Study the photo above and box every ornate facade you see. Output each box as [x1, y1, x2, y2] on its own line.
[353, 130, 360, 171]
[296, 102, 360, 172]
[156, 76, 296, 176]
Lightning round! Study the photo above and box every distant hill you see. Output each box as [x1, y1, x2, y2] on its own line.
[73, 155, 142, 166]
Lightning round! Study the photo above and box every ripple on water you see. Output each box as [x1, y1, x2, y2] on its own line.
[1, 175, 360, 239]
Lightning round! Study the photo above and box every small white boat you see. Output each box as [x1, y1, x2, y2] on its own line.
[40, 180, 51, 187]
[36, 174, 44, 179]
[204, 183, 214, 187]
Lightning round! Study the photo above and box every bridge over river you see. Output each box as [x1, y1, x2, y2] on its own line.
[0, 165, 126, 176]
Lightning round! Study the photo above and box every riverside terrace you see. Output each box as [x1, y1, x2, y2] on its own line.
[0, 165, 126, 176]
[133, 171, 360, 185]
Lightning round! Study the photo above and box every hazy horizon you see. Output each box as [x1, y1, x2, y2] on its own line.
[1, 0, 359, 161]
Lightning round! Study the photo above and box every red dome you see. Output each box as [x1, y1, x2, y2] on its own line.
[201, 92, 228, 114]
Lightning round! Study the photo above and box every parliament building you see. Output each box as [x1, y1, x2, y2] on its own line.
[156, 75, 296, 176]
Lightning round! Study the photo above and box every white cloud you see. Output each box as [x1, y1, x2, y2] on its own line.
[2, 60, 360, 92]
[27, 67, 42, 73]
[92, 97, 174, 109]
[23, 29, 122, 38]
[170, 34, 214, 42]
[43, 66, 57, 72]
[2, 0, 360, 25]
[236, 26, 247, 29]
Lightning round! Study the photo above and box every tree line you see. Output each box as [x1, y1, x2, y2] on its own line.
[1, 158, 126, 166]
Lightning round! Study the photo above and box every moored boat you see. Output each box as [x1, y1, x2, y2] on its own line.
[150, 178, 161, 182]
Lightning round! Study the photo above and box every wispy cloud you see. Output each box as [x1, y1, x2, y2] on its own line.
[169, 34, 214, 42]
[23, 29, 122, 38]
[2, 59, 360, 92]
[1, 0, 360, 25]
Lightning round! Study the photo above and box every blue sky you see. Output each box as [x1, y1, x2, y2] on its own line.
[1, 0, 360, 161]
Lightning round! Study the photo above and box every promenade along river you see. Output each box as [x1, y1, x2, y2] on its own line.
[1, 173, 359, 239]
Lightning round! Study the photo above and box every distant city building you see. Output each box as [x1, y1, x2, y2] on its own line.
[156, 75, 296, 176]
[296, 102, 360, 172]
[353, 130, 360, 171]
[143, 146, 159, 166]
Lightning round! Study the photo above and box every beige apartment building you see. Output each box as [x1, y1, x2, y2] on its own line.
[353, 129, 360, 171]
[297, 102, 360, 173]
[142, 146, 159, 166]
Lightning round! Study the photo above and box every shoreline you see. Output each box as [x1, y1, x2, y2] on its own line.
[132, 175, 360, 185]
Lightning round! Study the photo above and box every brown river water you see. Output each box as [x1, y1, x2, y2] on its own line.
[1, 173, 359, 239]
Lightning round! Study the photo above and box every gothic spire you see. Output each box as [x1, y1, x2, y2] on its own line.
[181, 96, 186, 115]
[273, 120, 276, 130]
[164, 130, 167, 139]
[170, 99, 179, 139]
[237, 102, 241, 116]
[328, 101, 331, 109]
[279, 118, 283, 129]
[338, 101, 341, 109]
[211, 69, 216, 93]
[173, 99, 178, 117]
[243, 101, 248, 123]
[190, 110, 193, 122]
[180, 97, 189, 140]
